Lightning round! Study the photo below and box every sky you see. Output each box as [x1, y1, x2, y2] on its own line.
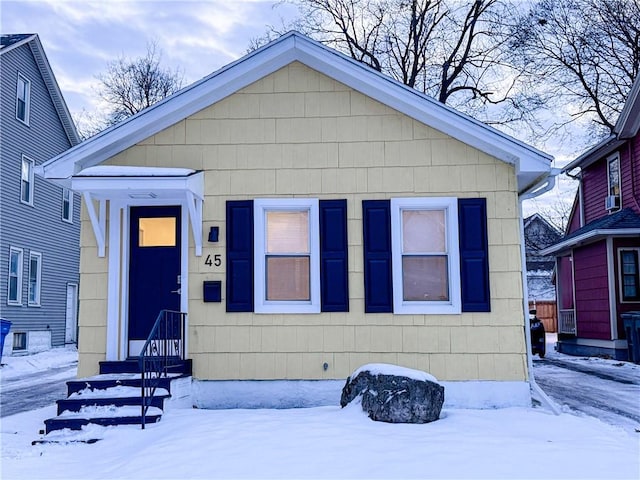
[2, 0, 578, 217]
[2, 1, 298, 122]
[1, 343, 639, 480]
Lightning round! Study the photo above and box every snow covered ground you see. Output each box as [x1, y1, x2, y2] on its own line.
[1, 344, 639, 480]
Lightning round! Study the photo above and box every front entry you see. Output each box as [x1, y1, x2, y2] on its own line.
[128, 206, 181, 356]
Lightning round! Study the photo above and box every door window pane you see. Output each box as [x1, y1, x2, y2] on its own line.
[139, 217, 176, 247]
[266, 256, 310, 300]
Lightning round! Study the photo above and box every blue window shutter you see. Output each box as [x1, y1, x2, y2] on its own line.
[362, 200, 393, 313]
[458, 198, 490, 312]
[320, 199, 349, 312]
[226, 200, 254, 312]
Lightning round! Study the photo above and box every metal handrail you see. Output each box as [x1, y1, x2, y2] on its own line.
[139, 310, 185, 429]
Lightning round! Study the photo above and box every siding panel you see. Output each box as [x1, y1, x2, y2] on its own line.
[573, 241, 610, 340]
[0, 42, 80, 348]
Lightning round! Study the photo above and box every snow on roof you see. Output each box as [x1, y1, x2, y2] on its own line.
[77, 166, 197, 177]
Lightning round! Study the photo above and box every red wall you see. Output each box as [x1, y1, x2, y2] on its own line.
[619, 133, 640, 214]
[581, 131, 640, 223]
[573, 241, 611, 340]
[582, 160, 609, 223]
[558, 256, 574, 310]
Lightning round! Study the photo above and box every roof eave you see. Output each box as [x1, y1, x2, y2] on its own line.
[540, 228, 640, 256]
[614, 75, 640, 138]
[27, 35, 81, 146]
[40, 32, 551, 185]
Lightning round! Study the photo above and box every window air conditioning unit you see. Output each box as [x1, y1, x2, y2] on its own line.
[605, 195, 620, 210]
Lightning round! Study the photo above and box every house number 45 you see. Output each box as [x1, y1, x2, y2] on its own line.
[205, 254, 222, 267]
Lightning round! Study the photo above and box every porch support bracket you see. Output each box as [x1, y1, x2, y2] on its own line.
[186, 191, 203, 257]
[83, 192, 106, 257]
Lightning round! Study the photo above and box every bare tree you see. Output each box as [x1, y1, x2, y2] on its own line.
[256, 0, 524, 123]
[510, 0, 640, 135]
[96, 41, 183, 126]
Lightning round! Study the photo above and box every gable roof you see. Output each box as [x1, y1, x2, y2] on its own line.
[0, 33, 80, 146]
[562, 74, 640, 174]
[38, 31, 551, 191]
[540, 208, 640, 256]
[524, 213, 561, 236]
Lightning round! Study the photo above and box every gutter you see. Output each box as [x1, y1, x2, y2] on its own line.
[519, 172, 562, 414]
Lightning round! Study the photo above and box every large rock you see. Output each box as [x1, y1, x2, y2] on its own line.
[341, 364, 444, 424]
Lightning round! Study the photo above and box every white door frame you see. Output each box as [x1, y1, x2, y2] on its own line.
[105, 199, 191, 361]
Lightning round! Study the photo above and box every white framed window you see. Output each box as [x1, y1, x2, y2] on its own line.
[21, 156, 35, 205]
[254, 198, 320, 313]
[62, 188, 73, 223]
[28, 251, 42, 306]
[8, 247, 23, 305]
[16, 73, 31, 124]
[13, 332, 27, 351]
[391, 197, 461, 314]
[607, 153, 621, 211]
[619, 249, 640, 302]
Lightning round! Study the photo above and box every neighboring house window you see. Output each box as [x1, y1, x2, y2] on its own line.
[620, 249, 640, 302]
[13, 332, 27, 351]
[28, 252, 42, 306]
[21, 156, 35, 205]
[8, 247, 23, 305]
[254, 198, 320, 313]
[16, 73, 31, 124]
[62, 189, 73, 222]
[390, 198, 461, 314]
[607, 154, 621, 211]
[226, 199, 349, 313]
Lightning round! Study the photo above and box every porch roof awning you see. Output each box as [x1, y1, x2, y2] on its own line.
[72, 166, 205, 257]
[72, 165, 204, 200]
[540, 208, 640, 256]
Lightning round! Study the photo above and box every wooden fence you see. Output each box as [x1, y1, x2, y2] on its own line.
[528, 300, 557, 333]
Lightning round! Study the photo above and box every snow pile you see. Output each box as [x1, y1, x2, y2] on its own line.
[3, 403, 638, 480]
[349, 363, 440, 384]
[0, 346, 77, 381]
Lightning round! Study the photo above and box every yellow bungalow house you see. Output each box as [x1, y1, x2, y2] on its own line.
[39, 32, 553, 410]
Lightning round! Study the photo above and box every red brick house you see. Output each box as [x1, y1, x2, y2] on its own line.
[542, 77, 640, 360]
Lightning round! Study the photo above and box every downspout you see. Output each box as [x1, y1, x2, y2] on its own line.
[519, 170, 562, 414]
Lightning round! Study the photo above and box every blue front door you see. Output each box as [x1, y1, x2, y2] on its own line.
[128, 206, 181, 350]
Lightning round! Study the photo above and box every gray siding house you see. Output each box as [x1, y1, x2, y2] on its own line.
[0, 34, 81, 355]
